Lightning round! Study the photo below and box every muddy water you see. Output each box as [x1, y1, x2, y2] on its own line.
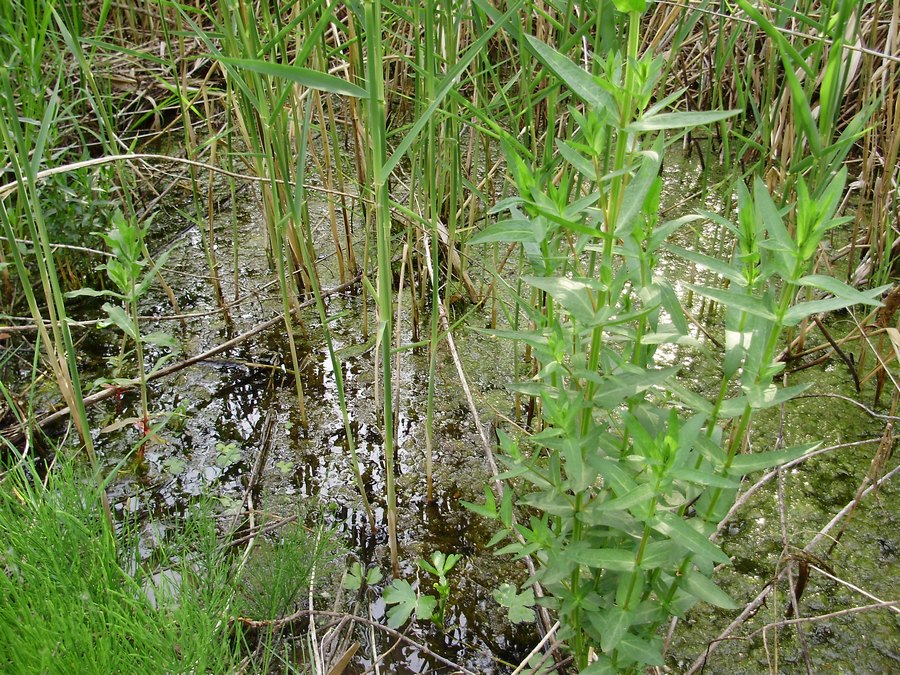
[61, 148, 899, 672]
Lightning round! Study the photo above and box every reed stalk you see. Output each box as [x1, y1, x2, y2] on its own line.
[362, 0, 399, 576]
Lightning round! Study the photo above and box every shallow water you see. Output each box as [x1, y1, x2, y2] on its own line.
[15, 147, 898, 672]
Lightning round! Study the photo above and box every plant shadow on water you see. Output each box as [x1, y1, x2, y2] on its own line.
[59, 148, 898, 673]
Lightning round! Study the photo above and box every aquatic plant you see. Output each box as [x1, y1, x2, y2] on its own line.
[417, 550, 462, 629]
[0, 0, 896, 670]
[67, 211, 180, 456]
[463, 6, 889, 670]
[0, 455, 241, 672]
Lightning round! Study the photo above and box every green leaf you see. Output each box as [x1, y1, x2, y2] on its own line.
[499, 489, 513, 528]
[784, 296, 877, 325]
[460, 485, 497, 519]
[650, 513, 730, 565]
[65, 287, 119, 299]
[563, 546, 635, 572]
[681, 569, 738, 609]
[217, 57, 368, 98]
[519, 490, 574, 517]
[591, 483, 655, 513]
[592, 606, 632, 653]
[799, 276, 887, 305]
[215, 442, 241, 467]
[366, 567, 383, 585]
[557, 138, 596, 178]
[383, 579, 435, 628]
[728, 441, 820, 474]
[417, 558, 439, 576]
[615, 145, 662, 237]
[416, 595, 436, 621]
[665, 244, 746, 285]
[141, 331, 179, 350]
[101, 303, 138, 341]
[344, 562, 364, 590]
[33, 80, 60, 175]
[753, 178, 794, 274]
[524, 275, 599, 325]
[591, 367, 678, 408]
[684, 284, 776, 320]
[617, 634, 664, 666]
[742, 382, 810, 410]
[670, 468, 739, 489]
[135, 247, 173, 299]
[163, 457, 186, 476]
[629, 109, 739, 132]
[523, 35, 618, 124]
[492, 583, 535, 624]
[275, 460, 294, 475]
[470, 218, 543, 244]
[588, 457, 639, 496]
[638, 540, 677, 570]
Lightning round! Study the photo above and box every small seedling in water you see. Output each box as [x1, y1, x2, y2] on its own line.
[66, 210, 180, 463]
[215, 442, 241, 467]
[163, 457, 186, 476]
[275, 460, 294, 476]
[343, 562, 382, 591]
[417, 550, 461, 629]
[382, 551, 462, 630]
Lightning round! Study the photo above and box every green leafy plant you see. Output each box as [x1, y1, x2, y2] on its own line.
[67, 210, 179, 451]
[343, 561, 383, 591]
[163, 457, 186, 476]
[381, 550, 462, 630]
[383, 579, 436, 629]
[215, 442, 241, 468]
[275, 460, 294, 476]
[417, 551, 462, 629]
[464, 12, 887, 672]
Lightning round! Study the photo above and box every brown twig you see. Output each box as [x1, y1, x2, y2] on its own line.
[233, 609, 475, 675]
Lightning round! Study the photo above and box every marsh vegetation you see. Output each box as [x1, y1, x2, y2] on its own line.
[1, 0, 898, 672]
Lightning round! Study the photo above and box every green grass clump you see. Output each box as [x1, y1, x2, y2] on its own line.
[236, 519, 343, 621]
[0, 459, 241, 673]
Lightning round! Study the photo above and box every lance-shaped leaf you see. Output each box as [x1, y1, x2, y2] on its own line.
[562, 546, 636, 572]
[681, 569, 738, 609]
[217, 57, 368, 99]
[525, 276, 601, 326]
[524, 35, 618, 124]
[685, 284, 776, 321]
[101, 303, 138, 341]
[727, 441, 820, 474]
[470, 218, 544, 244]
[629, 109, 739, 132]
[650, 512, 730, 565]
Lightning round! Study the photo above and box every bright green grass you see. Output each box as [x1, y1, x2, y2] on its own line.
[0, 458, 241, 674]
